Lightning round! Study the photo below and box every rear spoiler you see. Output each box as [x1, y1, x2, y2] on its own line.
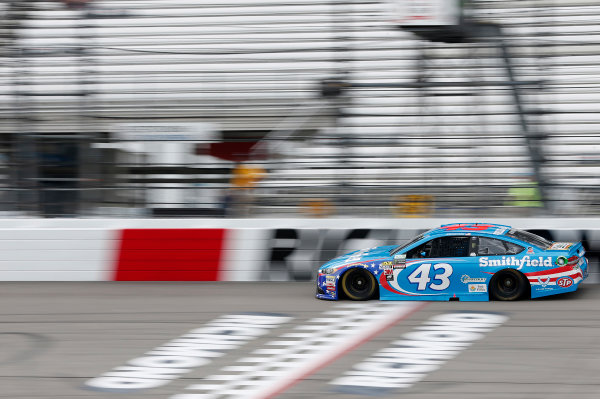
[548, 241, 585, 258]
[570, 242, 585, 258]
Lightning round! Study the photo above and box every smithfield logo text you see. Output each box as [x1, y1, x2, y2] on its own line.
[479, 256, 552, 270]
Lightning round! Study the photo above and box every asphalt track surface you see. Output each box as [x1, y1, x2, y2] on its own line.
[1, 282, 599, 399]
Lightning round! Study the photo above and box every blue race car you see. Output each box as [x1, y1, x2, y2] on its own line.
[316, 223, 588, 301]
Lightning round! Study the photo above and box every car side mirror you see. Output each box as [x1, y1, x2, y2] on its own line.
[393, 254, 406, 269]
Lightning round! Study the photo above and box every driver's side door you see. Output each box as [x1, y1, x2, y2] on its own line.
[391, 235, 477, 297]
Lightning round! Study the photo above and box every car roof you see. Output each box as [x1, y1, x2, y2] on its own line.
[424, 223, 512, 239]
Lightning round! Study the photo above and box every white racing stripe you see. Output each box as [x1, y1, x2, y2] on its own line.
[528, 270, 582, 285]
[171, 302, 424, 399]
[530, 276, 583, 286]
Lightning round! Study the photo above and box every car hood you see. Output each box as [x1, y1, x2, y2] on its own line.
[320, 245, 396, 270]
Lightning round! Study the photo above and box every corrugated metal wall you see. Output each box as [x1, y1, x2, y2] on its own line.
[1, 0, 599, 217]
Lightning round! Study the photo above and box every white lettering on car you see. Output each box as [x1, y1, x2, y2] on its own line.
[479, 256, 552, 270]
[407, 263, 453, 291]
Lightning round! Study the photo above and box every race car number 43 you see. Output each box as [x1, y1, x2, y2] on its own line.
[407, 263, 453, 291]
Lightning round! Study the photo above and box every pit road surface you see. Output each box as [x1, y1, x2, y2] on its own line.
[1, 282, 599, 399]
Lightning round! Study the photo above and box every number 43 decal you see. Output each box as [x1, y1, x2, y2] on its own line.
[407, 263, 453, 291]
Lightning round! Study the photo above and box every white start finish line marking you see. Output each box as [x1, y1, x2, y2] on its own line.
[330, 312, 509, 395]
[85, 313, 292, 392]
[171, 302, 425, 399]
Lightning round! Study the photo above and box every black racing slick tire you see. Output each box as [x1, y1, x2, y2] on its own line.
[489, 269, 529, 301]
[341, 268, 377, 301]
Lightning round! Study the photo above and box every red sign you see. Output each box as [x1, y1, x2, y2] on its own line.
[114, 229, 226, 281]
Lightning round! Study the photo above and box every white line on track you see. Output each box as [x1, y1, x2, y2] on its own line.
[171, 301, 426, 399]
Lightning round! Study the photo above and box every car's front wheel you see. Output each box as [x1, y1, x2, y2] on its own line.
[489, 269, 529, 301]
[341, 268, 377, 300]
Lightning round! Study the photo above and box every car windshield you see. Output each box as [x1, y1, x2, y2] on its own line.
[506, 229, 552, 249]
[390, 234, 425, 255]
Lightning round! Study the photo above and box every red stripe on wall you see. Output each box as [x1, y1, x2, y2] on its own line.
[114, 229, 226, 281]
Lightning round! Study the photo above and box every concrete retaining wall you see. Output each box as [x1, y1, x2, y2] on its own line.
[0, 218, 597, 283]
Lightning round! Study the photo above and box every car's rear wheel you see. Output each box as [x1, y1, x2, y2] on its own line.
[489, 269, 528, 301]
[341, 268, 377, 300]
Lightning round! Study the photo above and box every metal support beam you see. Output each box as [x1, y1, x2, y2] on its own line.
[353, 21, 549, 210]
[492, 25, 548, 210]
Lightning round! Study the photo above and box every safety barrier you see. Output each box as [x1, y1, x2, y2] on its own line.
[0, 219, 597, 283]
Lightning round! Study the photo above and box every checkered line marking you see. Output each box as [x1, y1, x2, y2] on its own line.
[171, 302, 423, 399]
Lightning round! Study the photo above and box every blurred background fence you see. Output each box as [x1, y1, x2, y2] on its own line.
[1, 0, 599, 218]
